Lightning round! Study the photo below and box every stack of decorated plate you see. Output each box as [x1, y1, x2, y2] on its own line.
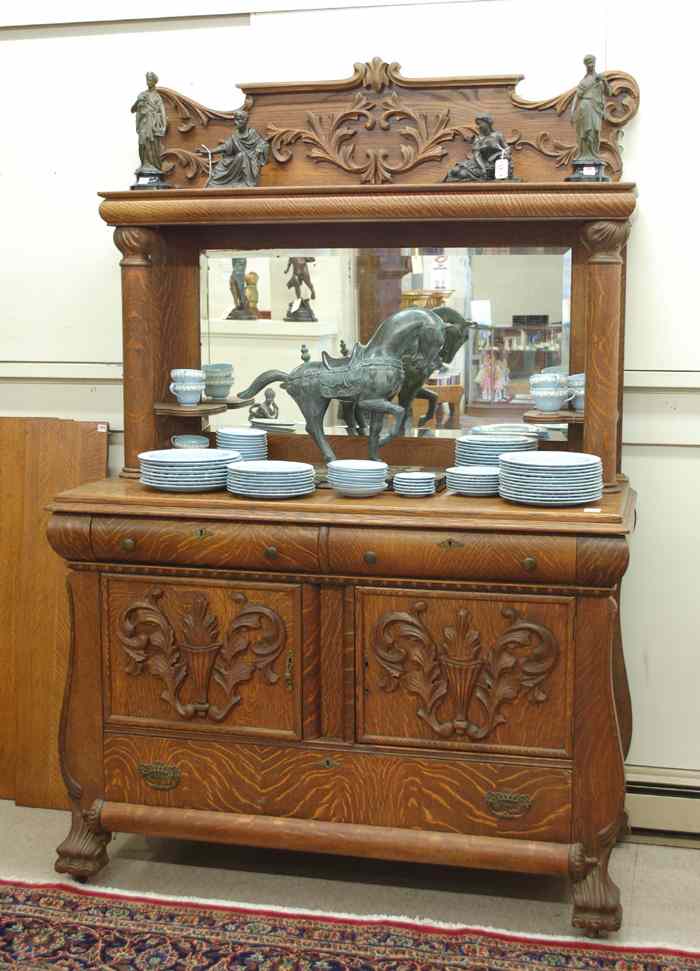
[446, 465, 500, 496]
[499, 451, 603, 506]
[327, 459, 388, 497]
[393, 471, 436, 498]
[455, 433, 537, 468]
[215, 427, 268, 460]
[138, 448, 241, 492]
[226, 460, 315, 499]
[470, 423, 549, 441]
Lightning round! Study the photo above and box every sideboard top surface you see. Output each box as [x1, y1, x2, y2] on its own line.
[49, 477, 636, 537]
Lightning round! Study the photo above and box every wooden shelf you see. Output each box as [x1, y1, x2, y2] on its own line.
[154, 395, 254, 417]
[523, 409, 584, 424]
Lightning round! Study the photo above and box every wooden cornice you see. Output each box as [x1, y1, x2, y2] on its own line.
[98, 182, 637, 227]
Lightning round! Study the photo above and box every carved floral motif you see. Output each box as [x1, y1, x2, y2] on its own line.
[117, 588, 286, 721]
[373, 601, 558, 740]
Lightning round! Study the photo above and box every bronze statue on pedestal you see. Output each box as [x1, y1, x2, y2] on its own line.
[201, 110, 269, 188]
[566, 55, 611, 182]
[130, 72, 169, 189]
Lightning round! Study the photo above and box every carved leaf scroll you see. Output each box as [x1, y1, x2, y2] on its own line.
[117, 588, 286, 722]
[373, 601, 559, 740]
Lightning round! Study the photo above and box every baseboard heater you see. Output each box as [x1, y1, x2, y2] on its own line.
[626, 780, 700, 834]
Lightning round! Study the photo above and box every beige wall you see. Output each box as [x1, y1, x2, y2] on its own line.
[1, 2, 699, 794]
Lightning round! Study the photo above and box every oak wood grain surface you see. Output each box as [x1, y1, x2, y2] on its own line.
[0, 419, 108, 807]
[103, 733, 572, 841]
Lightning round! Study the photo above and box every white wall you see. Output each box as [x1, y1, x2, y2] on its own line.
[1, 1, 699, 788]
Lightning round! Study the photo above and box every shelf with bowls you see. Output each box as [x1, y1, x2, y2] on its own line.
[153, 395, 254, 417]
[523, 409, 584, 424]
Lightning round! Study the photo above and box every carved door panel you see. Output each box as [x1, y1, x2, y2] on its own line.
[357, 587, 574, 757]
[103, 575, 302, 740]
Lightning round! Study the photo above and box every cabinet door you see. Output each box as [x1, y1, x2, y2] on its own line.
[103, 575, 302, 740]
[357, 587, 574, 758]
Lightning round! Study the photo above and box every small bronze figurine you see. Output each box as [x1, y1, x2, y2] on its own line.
[130, 71, 169, 189]
[284, 257, 318, 322]
[340, 339, 350, 358]
[226, 258, 257, 320]
[443, 115, 514, 182]
[244, 271, 260, 316]
[300, 344, 311, 363]
[248, 388, 280, 421]
[566, 55, 611, 182]
[201, 110, 269, 188]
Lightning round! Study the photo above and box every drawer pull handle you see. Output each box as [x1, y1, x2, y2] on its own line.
[284, 650, 294, 691]
[264, 546, 279, 560]
[438, 537, 465, 550]
[363, 551, 377, 565]
[321, 756, 341, 769]
[522, 556, 537, 572]
[194, 527, 211, 540]
[485, 790, 532, 818]
[138, 762, 181, 791]
[120, 538, 136, 552]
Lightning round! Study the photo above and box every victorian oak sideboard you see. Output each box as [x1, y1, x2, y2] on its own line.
[48, 476, 635, 936]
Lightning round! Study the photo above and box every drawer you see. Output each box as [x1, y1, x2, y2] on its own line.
[104, 734, 572, 842]
[328, 527, 576, 583]
[92, 516, 320, 573]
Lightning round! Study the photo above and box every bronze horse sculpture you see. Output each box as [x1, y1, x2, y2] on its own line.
[239, 307, 463, 463]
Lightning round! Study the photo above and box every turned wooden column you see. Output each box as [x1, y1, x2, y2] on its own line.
[114, 227, 162, 477]
[580, 221, 631, 490]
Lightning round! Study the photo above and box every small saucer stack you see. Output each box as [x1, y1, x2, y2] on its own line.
[327, 460, 388, 497]
[215, 427, 268, 460]
[446, 465, 500, 496]
[393, 471, 436, 498]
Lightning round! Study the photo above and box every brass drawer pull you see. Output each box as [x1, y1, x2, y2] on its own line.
[522, 556, 537, 572]
[264, 546, 278, 560]
[194, 527, 211, 540]
[320, 756, 341, 769]
[485, 789, 532, 818]
[138, 762, 181, 791]
[364, 551, 377, 565]
[438, 537, 465, 550]
[120, 538, 136, 552]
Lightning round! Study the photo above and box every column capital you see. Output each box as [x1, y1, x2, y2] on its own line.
[580, 221, 631, 265]
[113, 226, 160, 267]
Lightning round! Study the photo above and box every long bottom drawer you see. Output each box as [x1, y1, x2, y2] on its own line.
[104, 734, 572, 842]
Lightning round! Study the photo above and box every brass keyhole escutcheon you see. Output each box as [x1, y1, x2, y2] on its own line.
[523, 556, 537, 572]
[194, 527, 210, 540]
[364, 551, 377, 565]
[120, 538, 136, 552]
[438, 537, 465, 550]
[284, 650, 294, 691]
[264, 546, 278, 560]
[321, 756, 340, 769]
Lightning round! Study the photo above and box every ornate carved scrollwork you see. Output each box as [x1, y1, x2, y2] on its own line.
[581, 220, 631, 264]
[373, 601, 559, 740]
[510, 70, 640, 126]
[117, 588, 287, 721]
[158, 87, 238, 133]
[267, 91, 460, 185]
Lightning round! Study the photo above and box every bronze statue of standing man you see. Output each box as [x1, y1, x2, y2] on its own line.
[130, 71, 169, 189]
[566, 55, 611, 182]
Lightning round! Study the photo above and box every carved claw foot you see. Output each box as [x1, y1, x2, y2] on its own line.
[571, 855, 622, 936]
[55, 801, 111, 882]
[617, 809, 631, 843]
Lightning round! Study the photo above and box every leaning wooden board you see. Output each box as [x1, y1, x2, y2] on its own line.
[0, 418, 108, 808]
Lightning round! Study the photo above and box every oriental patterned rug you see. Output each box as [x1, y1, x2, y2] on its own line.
[1, 879, 698, 970]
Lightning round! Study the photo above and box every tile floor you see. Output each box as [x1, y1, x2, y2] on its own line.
[1, 800, 698, 949]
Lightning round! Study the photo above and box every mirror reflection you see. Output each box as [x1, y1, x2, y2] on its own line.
[200, 246, 571, 441]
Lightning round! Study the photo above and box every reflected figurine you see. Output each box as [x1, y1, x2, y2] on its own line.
[443, 114, 514, 182]
[284, 256, 318, 322]
[227, 258, 257, 320]
[244, 271, 260, 317]
[566, 55, 611, 182]
[201, 110, 269, 188]
[130, 71, 169, 189]
[248, 388, 279, 421]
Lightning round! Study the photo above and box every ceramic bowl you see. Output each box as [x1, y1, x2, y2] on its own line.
[171, 435, 210, 448]
[171, 368, 205, 382]
[529, 372, 568, 389]
[205, 380, 234, 400]
[169, 381, 204, 405]
[532, 389, 575, 412]
[571, 391, 585, 412]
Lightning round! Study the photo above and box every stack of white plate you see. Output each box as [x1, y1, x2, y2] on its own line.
[215, 427, 268, 460]
[138, 448, 241, 492]
[327, 459, 388, 497]
[393, 471, 436, 497]
[226, 460, 315, 499]
[446, 465, 500, 496]
[471, 423, 549, 441]
[499, 451, 603, 506]
[456, 434, 537, 467]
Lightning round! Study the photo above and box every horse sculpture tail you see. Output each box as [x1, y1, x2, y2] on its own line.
[239, 370, 289, 399]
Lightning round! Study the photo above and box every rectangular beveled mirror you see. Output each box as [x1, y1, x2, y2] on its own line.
[200, 245, 572, 443]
